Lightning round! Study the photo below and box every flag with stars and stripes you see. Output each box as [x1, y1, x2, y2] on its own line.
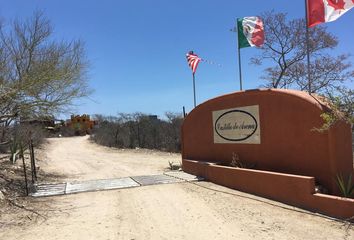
[186, 51, 201, 74]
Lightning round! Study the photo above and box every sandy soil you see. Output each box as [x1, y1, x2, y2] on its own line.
[1, 136, 353, 240]
[37, 136, 180, 181]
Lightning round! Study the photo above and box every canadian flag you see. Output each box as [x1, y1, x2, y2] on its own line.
[307, 0, 354, 27]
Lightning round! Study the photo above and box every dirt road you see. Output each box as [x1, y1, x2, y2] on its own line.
[1, 136, 353, 240]
[37, 136, 180, 181]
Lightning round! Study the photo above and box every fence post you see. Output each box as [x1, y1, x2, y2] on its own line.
[20, 145, 29, 196]
[29, 139, 37, 183]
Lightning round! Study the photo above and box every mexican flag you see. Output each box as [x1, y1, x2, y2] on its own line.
[237, 17, 265, 49]
[307, 0, 354, 27]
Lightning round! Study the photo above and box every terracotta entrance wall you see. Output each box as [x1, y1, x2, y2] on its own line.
[181, 89, 353, 194]
[182, 159, 354, 219]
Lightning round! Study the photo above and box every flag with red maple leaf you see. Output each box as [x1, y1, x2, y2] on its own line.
[307, 0, 354, 27]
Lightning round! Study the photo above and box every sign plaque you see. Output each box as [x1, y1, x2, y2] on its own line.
[212, 105, 260, 144]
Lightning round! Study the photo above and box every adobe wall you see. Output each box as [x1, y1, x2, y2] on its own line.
[182, 159, 354, 219]
[181, 89, 353, 194]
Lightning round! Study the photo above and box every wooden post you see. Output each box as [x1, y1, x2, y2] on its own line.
[20, 145, 28, 196]
[29, 139, 37, 183]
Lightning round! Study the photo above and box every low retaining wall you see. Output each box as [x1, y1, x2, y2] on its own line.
[181, 89, 353, 195]
[183, 159, 354, 220]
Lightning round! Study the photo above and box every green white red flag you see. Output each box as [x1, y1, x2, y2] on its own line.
[307, 0, 354, 27]
[237, 17, 264, 49]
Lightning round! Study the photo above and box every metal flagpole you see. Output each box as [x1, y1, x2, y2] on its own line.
[192, 73, 196, 107]
[236, 18, 243, 91]
[237, 44, 243, 91]
[186, 51, 200, 108]
[305, 0, 312, 94]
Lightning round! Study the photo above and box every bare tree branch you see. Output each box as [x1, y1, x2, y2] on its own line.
[0, 11, 91, 152]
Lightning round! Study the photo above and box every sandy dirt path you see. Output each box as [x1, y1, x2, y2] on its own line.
[1, 136, 353, 240]
[37, 136, 180, 181]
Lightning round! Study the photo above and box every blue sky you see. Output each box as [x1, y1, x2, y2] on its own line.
[1, 1, 353, 118]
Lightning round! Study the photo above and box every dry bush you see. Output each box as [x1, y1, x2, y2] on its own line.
[91, 112, 183, 152]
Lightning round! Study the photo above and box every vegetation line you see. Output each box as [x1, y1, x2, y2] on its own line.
[91, 112, 183, 153]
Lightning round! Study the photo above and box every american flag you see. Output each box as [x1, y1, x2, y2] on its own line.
[186, 51, 201, 74]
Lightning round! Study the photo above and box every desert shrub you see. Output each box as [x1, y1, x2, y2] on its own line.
[9, 137, 20, 163]
[229, 152, 256, 169]
[0, 122, 47, 155]
[91, 112, 183, 152]
[59, 126, 76, 137]
[168, 161, 182, 170]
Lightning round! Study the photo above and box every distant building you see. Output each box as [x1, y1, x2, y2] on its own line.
[66, 114, 97, 135]
[148, 115, 158, 121]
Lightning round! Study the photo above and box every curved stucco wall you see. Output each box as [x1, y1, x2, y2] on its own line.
[181, 89, 353, 193]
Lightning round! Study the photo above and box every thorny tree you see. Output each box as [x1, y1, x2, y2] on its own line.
[252, 11, 353, 91]
[0, 12, 91, 147]
[253, 11, 353, 126]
